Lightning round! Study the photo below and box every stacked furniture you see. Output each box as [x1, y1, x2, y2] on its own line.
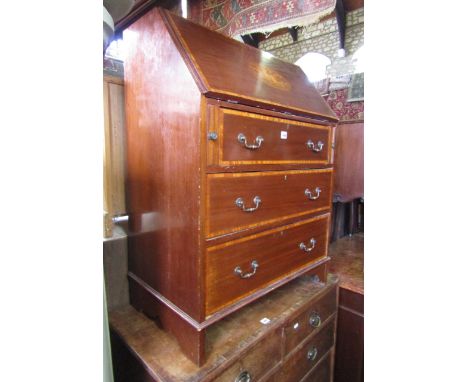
[124, 7, 339, 366]
[110, 275, 339, 381]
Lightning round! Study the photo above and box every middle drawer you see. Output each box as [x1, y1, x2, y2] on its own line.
[206, 169, 333, 238]
[205, 214, 330, 315]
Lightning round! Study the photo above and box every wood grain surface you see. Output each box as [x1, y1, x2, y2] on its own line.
[329, 233, 364, 382]
[205, 214, 330, 314]
[206, 169, 332, 238]
[110, 275, 338, 382]
[219, 108, 331, 165]
[333, 122, 364, 203]
[123, 6, 338, 365]
[283, 285, 337, 355]
[162, 10, 338, 121]
[124, 8, 206, 362]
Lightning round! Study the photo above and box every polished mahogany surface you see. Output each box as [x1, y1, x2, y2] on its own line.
[206, 101, 336, 173]
[162, 10, 338, 121]
[124, 8, 204, 319]
[124, 7, 337, 365]
[110, 275, 338, 382]
[206, 214, 330, 314]
[219, 108, 331, 165]
[206, 169, 332, 238]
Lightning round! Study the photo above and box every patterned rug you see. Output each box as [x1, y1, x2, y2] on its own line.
[190, 0, 336, 37]
[324, 88, 364, 122]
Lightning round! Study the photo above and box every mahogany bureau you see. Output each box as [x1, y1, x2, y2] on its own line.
[110, 275, 339, 382]
[124, 8, 339, 365]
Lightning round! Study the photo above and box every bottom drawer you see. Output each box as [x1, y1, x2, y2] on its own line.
[206, 214, 330, 314]
[273, 317, 335, 382]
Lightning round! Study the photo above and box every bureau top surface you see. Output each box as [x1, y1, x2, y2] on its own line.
[328, 233, 364, 295]
[146, 9, 338, 122]
[109, 274, 338, 382]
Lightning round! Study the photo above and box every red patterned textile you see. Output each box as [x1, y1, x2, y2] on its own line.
[324, 88, 364, 122]
[190, 0, 336, 37]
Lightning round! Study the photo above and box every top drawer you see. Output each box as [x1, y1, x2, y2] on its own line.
[207, 107, 333, 169]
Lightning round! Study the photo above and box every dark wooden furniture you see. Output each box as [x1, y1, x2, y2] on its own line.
[331, 121, 364, 240]
[124, 7, 338, 365]
[110, 275, 339, 382]
[333, 121, 363, 204]
[328, 233, 364, 382]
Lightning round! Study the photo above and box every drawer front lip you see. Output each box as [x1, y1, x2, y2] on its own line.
[205, 214, 330, 315]
[206, 169, 333, 238]
[283, 285, 337, 355]
[218, 108, 332, 166]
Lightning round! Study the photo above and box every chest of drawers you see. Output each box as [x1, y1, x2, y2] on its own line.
[124, 8, 338, 365]
[110, 275, 339, 382]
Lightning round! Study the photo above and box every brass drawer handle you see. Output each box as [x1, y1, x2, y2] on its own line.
[307, 347, 318, 361]
[305, 187, 321, 200]
[306, 139, 324, 152]
[309, 312, 321, 328]
[235, 371, 252, 382]
[238, 133, 264, 150]
[235, 196, 261, 212]
[234, 260, 259, 279]
[299, 238, 317, 253]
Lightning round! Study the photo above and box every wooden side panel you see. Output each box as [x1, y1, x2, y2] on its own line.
[333, 122, 364, 202]
[124, 10, 203, 321]
[334, 305, 364, 382]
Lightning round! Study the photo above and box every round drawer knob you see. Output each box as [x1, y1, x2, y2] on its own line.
[235, 370, 252, 382]
[309, 312, 321, 328]
[307, 347, 318, 361]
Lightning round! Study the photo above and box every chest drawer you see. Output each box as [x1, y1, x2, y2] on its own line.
[208, 108, 332, 168]
[214, 329, 281, 382]
[272, 317, 335, 382]
[206, 169, 333, 238]
[283, 286, 337, 355]
[205, 214, 330, 315]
